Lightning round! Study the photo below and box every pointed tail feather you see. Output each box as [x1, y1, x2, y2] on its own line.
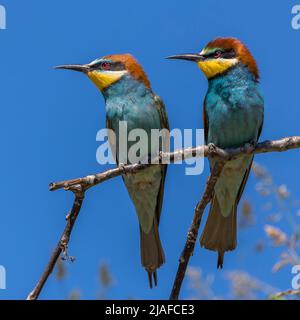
[200, 196, 237, 268]
[217, 251, 225, 269]
[147, 271, 158, 289]
[140, 218, 165, 288]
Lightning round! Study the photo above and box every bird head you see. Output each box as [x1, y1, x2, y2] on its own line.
[55, 54, 151, 92]
[167, 37, 259, 80]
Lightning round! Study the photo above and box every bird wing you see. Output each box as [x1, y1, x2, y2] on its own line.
[154, 94, 170, 131]
[236, 119, 264, 204]
[203, 101, 209, 144]
[153, 94, 170, 224]
[106, 117, 119, 164]
[203, 100, 212, 175]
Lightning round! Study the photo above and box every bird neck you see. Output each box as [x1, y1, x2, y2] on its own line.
[208, 63, 258, 89]
[103, 75, 152, 100]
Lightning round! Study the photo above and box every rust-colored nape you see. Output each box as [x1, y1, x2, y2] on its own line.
[205, 38, 259, 80]
[104, 54, 151, 88]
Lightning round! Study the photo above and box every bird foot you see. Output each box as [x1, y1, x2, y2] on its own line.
[118, 163, 129, 176]
[244, 140, 257, 154]
[208, 143, 217, 155]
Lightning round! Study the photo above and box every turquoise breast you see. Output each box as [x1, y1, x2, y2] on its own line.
[104, 75, 162, 162]
[205, 64, 264, 148]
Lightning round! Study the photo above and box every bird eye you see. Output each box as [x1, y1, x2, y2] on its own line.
[214, 50, 222, 59]
[101, 62, 111, 70]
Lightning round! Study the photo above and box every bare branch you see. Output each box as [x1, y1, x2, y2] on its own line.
[169, 161, 225, 300]
[27, 136, 300, 300]
[27, 186, 85, 300]
[271, 289, 300, 299]
[49, 136, 300, 192]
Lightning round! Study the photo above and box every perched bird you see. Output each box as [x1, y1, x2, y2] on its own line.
[55, 54, 169, 287]
[168, 38, 264, 268]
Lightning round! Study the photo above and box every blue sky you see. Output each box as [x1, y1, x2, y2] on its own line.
[0, 0, 300, 299]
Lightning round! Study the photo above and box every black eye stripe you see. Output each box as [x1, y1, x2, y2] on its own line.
[91, 61, 125, 71]
[222, 49, 236, 59]
[204, 49, 236, 59]
[111, 62, 126, 71]
[90, 62, 103, 69]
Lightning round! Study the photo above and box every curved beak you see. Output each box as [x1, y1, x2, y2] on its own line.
[54, 64, 91, 73]
[166, 53, 205, 62]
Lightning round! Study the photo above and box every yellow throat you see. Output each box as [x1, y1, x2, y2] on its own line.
[197, 58, 238, 79]
[87, 70, 128, 91]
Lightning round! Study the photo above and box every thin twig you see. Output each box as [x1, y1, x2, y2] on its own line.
[27, 185, 85, 300]
[169, 161, 225, 300]
[271, 289, 300, 299]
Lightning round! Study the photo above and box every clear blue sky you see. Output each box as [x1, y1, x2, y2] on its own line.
[0, 0, 300, 299]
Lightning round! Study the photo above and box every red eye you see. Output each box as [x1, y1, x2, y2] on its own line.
[214, 50, 222, 58]
[101, 62, 111, 70]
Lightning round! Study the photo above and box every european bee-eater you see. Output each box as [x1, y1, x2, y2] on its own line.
[168, 38, 264, 268]
[55, 54, 169, 287]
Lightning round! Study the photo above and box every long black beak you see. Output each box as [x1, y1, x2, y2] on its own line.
[166, 53, 205, 62]
[54, 64, 91, 73]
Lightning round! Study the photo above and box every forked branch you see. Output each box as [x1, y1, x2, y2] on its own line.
[27, 136, 300, 300]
